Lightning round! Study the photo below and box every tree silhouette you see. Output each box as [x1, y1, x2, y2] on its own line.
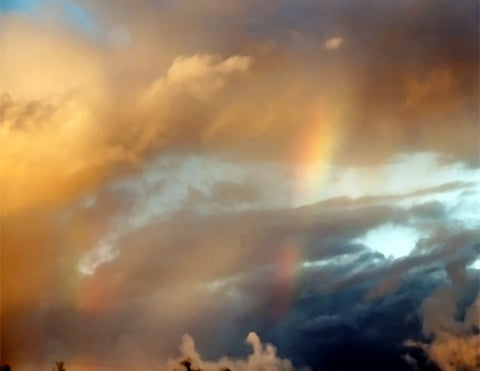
[180, 359, 202, 371]
[178, 358, 232, 371]
[180, 359, 192, 371]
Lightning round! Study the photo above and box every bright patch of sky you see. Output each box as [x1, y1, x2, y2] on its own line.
[1, 0, 99, 37]
[329, 153, 478, 199]
[468, 258, 480, 270]
[0, 0, 40, 13]
[354, 224, 422, 259]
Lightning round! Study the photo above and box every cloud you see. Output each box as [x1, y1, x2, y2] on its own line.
[161, 332, 293, 371]
[404, 68, 457, 110]
[426, 332, 479, 371]
[324, 37, 343, 50]
[405, 279, 480, 371]
[3, 161, 477, 367]
[2, 0, 478, 217]
[141, 54, 251, 106]
[0, 45, 252, 215]
[0, 16, 106, 100]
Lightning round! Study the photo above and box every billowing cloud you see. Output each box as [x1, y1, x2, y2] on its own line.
[406, 289, 480, 371]
[0, 45, 252, 215]
[161, 332, 293, 371]
[2, 0, 478, 214]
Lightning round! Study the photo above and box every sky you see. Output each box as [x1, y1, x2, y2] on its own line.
[0, 0, 479, 370]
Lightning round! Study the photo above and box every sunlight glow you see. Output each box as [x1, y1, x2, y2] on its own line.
[468, 258, 480, 270]
[354, 224, 421, 259]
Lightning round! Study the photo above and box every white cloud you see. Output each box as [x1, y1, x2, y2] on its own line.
[143, 54, 252, 103]
[324, 37, 343, 50]
[161, 332, 293, 371]
[77, 237, 118, 275]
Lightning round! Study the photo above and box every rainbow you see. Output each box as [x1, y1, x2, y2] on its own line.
[290, 98, 343, 206]
[272, 239, 302, 319]
[271, 97, 346, 319]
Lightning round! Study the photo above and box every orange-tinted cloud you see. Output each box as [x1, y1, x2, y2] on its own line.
[2, 0, 477, 215]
